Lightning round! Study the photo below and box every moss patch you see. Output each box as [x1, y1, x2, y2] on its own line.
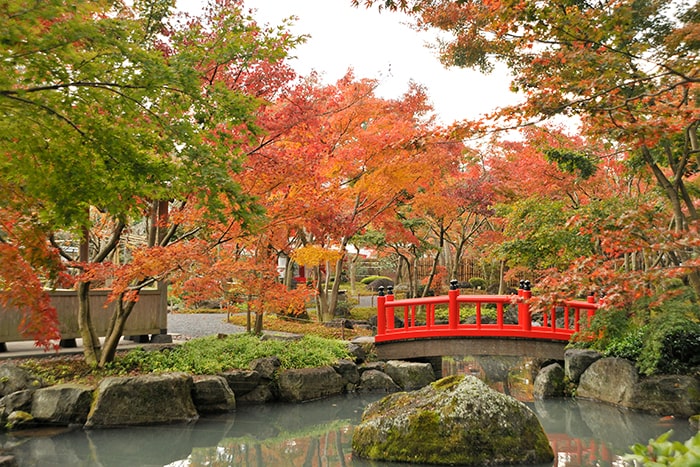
[352, 375, 554, 465]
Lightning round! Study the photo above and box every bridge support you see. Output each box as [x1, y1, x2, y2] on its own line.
[376, 337, 568, 361]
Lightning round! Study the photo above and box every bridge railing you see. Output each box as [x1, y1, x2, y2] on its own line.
[375, 280, 599, 343]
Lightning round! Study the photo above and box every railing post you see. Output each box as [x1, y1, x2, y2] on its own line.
[386, 285, 395, 330]
[518, 280, 532, 331]
[377, 286, 386, 336]
[587, 292, 596, 326]
[448, 279, 460, 330]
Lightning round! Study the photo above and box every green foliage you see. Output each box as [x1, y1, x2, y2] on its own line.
[469, 277, 487, 289]
[351, 306, 378, 321]
[107, 334, 351, 375]
[624, 430, 700, 466]
[577, 294, 700, 376]
[333, 300, 352, 317]
[0, 0, 272, 227]
[360, 275, 392, 285]
[433, 304, 497, 323]
[544, 149, 597, 180]
[497, 198, 594, 271]
[636, 305, 700, 376]
[603, 326, 646, 361]
[576, 306, 637, 353]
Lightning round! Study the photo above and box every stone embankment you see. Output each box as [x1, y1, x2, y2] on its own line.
[534, 348, 700, 418]
[0, 339, 435, 432]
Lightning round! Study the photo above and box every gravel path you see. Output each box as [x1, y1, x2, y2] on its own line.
[167, 313, 246, 340]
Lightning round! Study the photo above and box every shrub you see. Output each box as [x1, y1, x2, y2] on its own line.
[603, 326, 646, 361]
[575, 306, 637, 353]
[107, 333, 352, 375]
[637, 312, 700, 376]
[351, 306, 377, 321]
[469, 277, 487, 289]
[360, 275, 391, 285]
[366, 277, 394, 292]
[415, 284, 434, 297]
[333, 300, 352, 317]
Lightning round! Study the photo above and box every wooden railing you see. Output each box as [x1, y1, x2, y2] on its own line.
[375, 280, 599, 343]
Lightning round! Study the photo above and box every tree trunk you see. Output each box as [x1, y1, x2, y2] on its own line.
[314, 265, 329, 321]
[349, 249, 360, 295]
[395, 256, 404, 285]
[498, 259, 506, 294]
[410, 255, 420, 298]
[253, 312, 264, 335]
[322, 256, 345, 322]
[283, 258, 296, 289]
[77, 281, 101, 367]
[422, 250, 441, 298]
[245, 299, 252, 333]
[99, 297, 137, 367]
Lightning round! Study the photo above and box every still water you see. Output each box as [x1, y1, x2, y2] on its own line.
[3, 356, 696, 466]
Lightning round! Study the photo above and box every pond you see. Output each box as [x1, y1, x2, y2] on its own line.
[2, 356, 695, 466]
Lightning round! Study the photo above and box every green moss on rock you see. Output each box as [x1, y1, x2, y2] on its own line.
[352, 375, 553, 465]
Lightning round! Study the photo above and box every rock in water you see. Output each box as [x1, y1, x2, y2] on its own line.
[352, 375, 553, 465]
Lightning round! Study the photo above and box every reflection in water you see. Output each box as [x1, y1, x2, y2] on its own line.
[2, 357, 695, 466]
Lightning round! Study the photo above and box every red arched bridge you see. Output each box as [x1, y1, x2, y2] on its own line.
[374, 280, 600, 361]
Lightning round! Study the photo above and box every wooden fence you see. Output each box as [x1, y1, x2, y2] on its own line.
[0, 286, 167, 348]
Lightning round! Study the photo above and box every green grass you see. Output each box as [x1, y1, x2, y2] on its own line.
[20, 333, 354, 385]
[109, 334, 352, 375]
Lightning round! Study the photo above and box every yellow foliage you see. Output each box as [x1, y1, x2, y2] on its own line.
[291, 245, 343, 267]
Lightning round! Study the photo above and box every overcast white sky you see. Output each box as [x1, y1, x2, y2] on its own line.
[177, 0, 519, 125]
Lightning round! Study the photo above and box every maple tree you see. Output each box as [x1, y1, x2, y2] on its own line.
[173, 240, 313, 335]
[381, 158, 494, 296]
[481, 128, 625, 277]
[0, 0, 300, 366]
[356, 0, 699, 302]
[240, 71, 464, 320]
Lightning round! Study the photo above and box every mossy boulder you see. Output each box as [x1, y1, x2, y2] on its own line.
[85, 373, 198, 428]
[352, 375, 553, 465]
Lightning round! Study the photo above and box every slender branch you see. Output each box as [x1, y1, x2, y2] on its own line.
[1, 94, 84, 136]
[94, 220, 126, 263]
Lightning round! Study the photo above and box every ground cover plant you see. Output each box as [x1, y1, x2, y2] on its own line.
[16, 332, 353, 386]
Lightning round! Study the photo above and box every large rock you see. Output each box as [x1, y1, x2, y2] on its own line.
[236, 383, 276, 405]
[346, 341, 368, 363]
[0, 390, 34, 418]
[357, 369, 401, 393]
[277, 366, 346, 402]
[85, 373, 198, 428]
[219, 370, 260, 397]
[384, 360, 435, 390]
[191, 375, 236, 414]
[249, 356, 280, 380]
[333, 359, 360, 386]
[358, 361, 386, 374]
[232, 356, 282, 405]
[565, 349, 602, 383]
[31, 383, 93, 425]
[577, 357, 638, 406]
[533, 363, 565, 399]
[352, 375, 553, 465]
[630, 375, 700, 417]
[0, 366, 43, 396]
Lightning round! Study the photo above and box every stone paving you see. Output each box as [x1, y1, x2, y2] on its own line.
[167, 312, 245, 340]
